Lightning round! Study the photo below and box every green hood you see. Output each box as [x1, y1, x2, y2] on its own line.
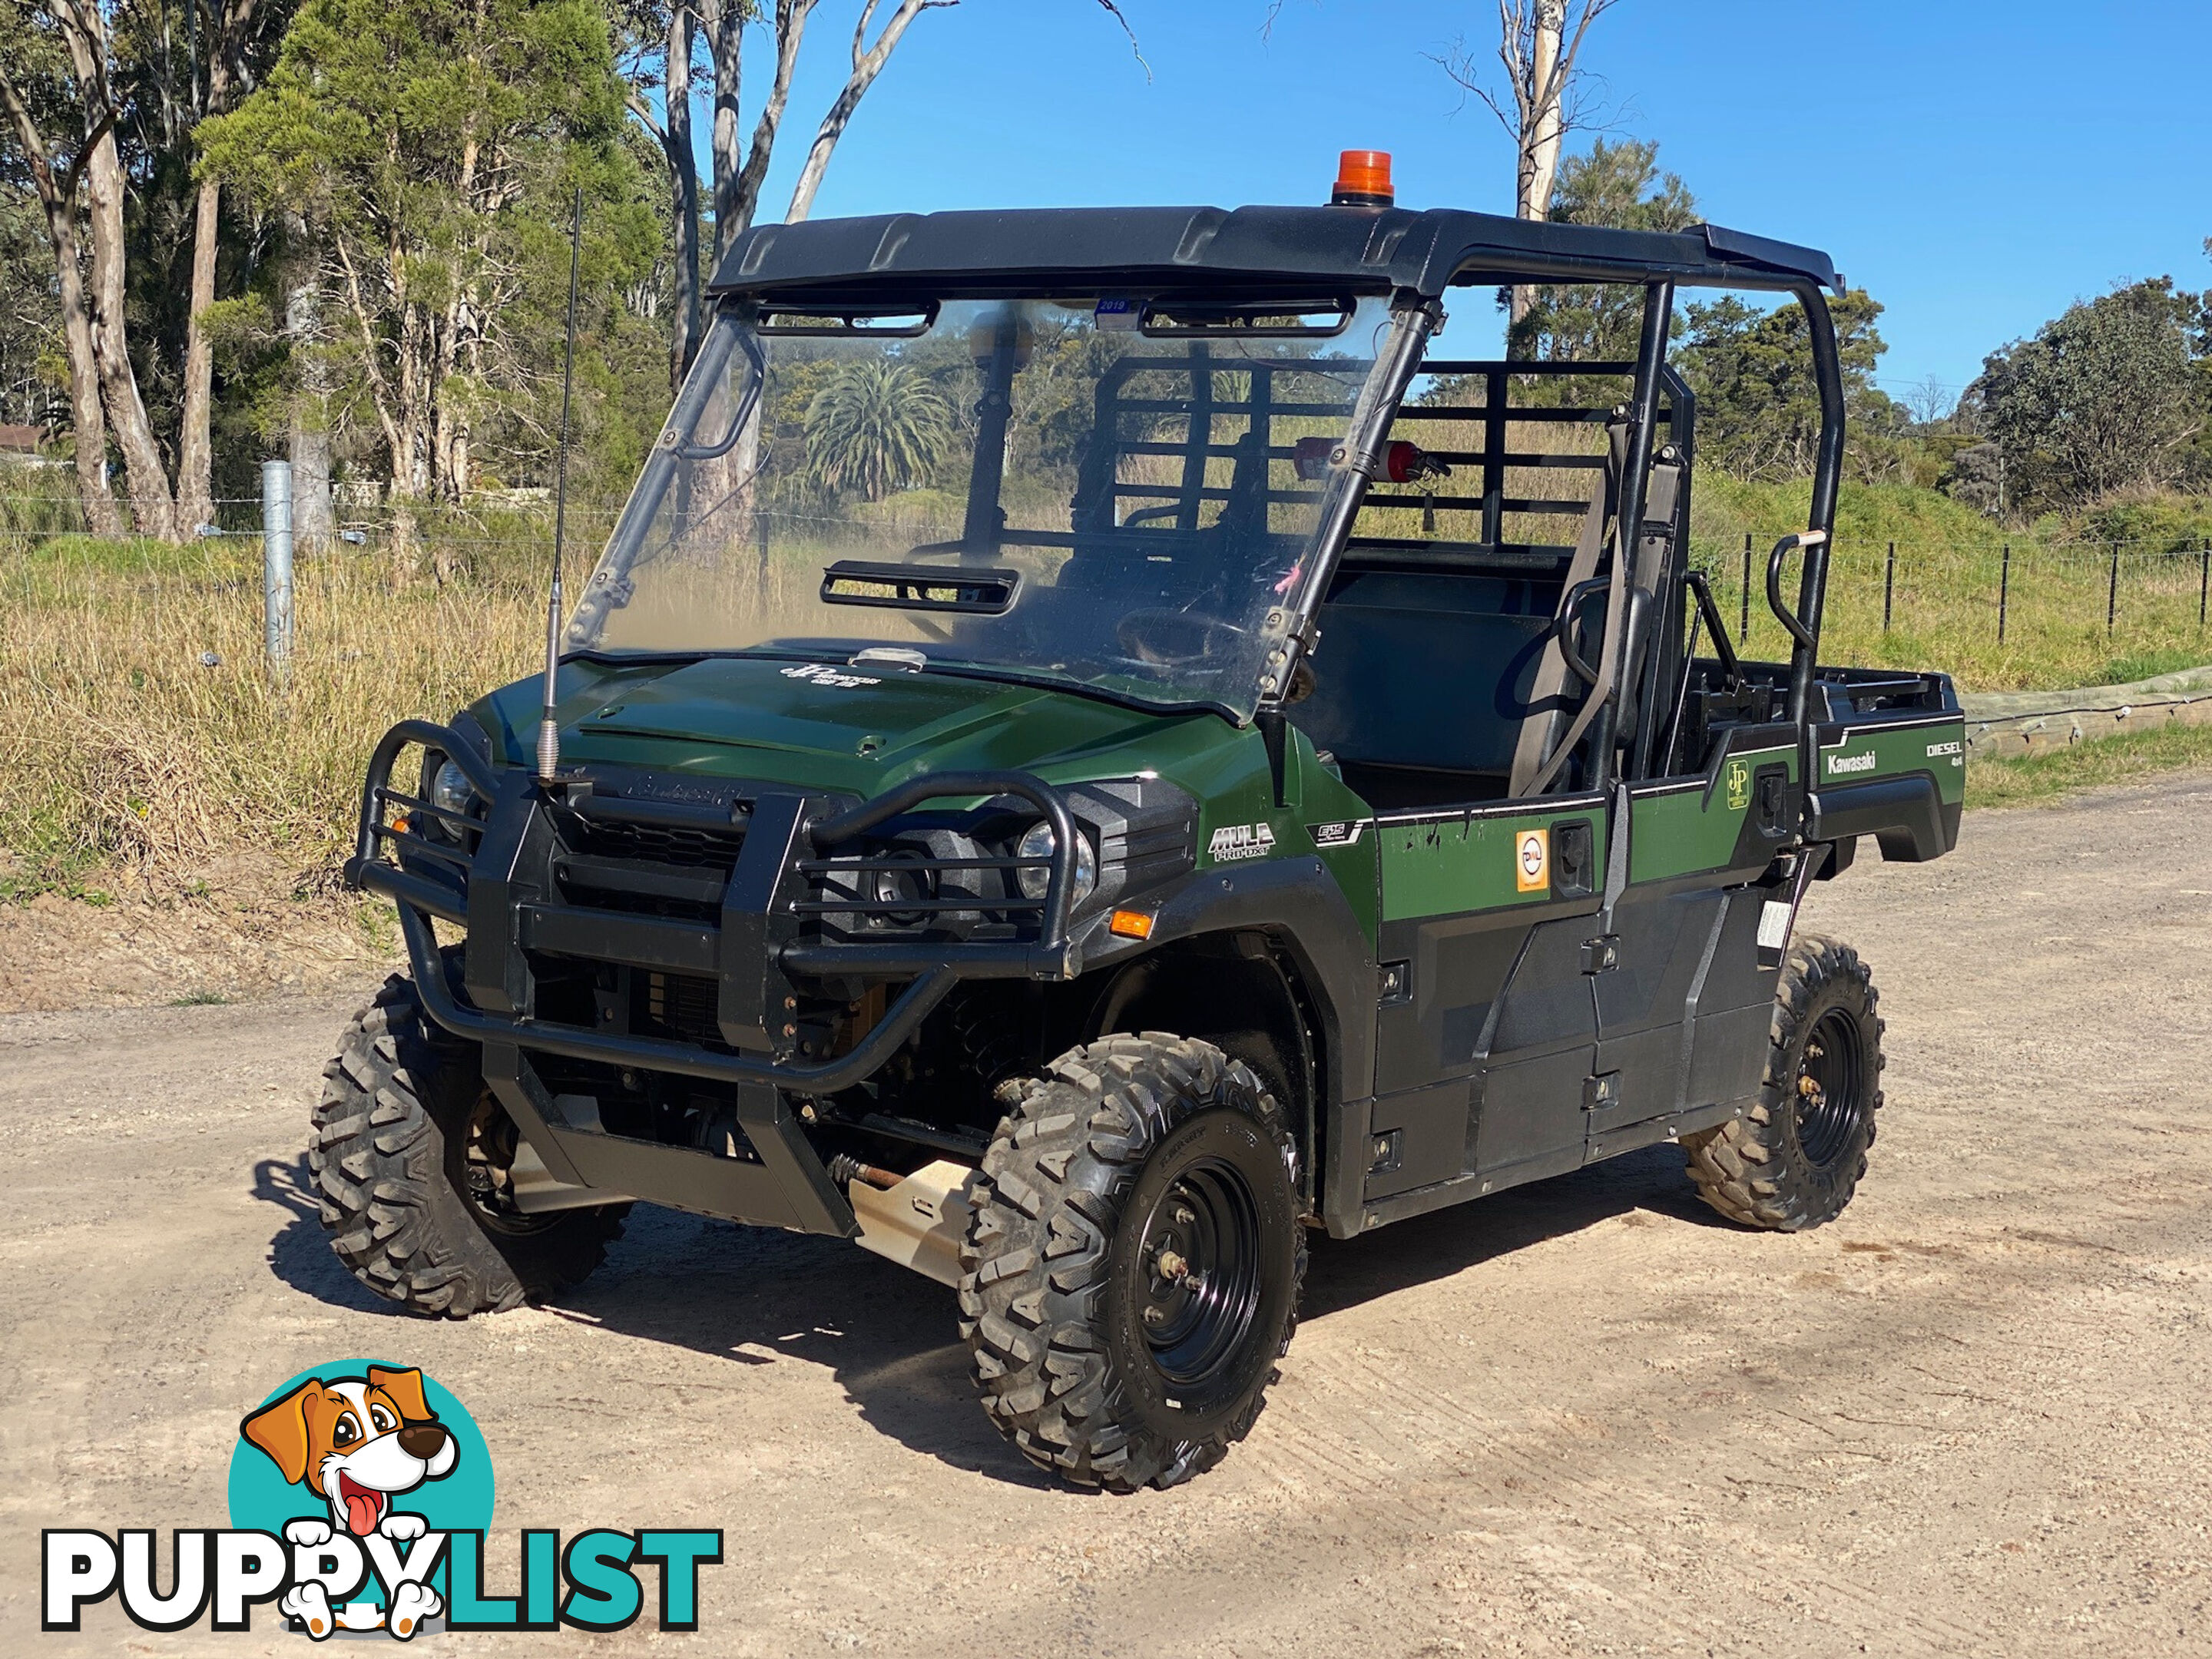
[476, 654, 1227, 794]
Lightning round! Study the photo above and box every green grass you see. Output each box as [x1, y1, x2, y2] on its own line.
[1687, 479, 2212, 693]
[2096, 647, 2212, 685]
[1966, 720, 2212, 810]
[168, 990, 233, 1006]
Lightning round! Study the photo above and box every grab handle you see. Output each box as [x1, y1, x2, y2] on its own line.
[1554, 578, 1610, 686]
[1765, 530, 1829, 651]
[1766, 528, 1832, 733]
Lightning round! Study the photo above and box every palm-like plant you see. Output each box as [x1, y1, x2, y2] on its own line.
[804, 358, 955, 502]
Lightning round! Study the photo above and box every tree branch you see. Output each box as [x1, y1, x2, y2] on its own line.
[624, 88, 668, 143]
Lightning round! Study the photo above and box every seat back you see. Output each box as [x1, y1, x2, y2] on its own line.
[1295, 571, 1557, 786]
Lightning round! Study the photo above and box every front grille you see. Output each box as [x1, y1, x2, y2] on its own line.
[578, 818, 746, 869]
[644, 972, 721, 1044]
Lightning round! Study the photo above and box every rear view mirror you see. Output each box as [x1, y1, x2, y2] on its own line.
[757, 305, 938, 336]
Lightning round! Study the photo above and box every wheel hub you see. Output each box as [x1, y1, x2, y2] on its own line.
[1136, 1161, 1264, 1389]
[1795, 1009, 1863, 1171]
[463, 1091, 557, 1235]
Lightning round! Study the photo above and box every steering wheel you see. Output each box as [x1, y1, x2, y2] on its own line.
[1115, 608, 1247, 667]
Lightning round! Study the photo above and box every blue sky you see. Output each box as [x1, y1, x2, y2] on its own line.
[710, 1, 2212, 407]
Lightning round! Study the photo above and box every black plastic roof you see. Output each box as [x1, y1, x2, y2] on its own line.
[707, 204, 1841, 302]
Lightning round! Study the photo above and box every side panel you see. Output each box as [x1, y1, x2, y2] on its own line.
[1588, 727, 1796, 1150]
[1363, 797, 1607, 1204]
[1811, 711, 1968, 860]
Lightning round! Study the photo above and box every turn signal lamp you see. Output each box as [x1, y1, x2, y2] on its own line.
[1109, 909, 1156, 940]
[1331, 150, 1394, 208]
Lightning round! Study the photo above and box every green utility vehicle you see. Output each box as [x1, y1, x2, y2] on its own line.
[322, 157, 1963, 1492]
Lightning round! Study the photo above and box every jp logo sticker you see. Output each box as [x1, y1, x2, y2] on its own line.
[1725, 757, 1752, 811]
[1515, 827, 1550, 893]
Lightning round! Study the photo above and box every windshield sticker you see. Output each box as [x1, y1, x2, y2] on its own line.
[1094, 297, 1141, 332]
[1307, 820, 1367, 849]
[1208, 823, 1277, 863]
[781, 664, 882, 690]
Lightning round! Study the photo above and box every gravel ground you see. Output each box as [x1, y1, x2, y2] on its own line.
[4, 775, 2210, 1657]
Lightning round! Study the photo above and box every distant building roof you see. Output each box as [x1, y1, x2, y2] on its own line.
[0, 424, 42, 454]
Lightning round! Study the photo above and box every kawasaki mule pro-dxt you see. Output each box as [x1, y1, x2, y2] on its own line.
[324, 156, 1963, 1491]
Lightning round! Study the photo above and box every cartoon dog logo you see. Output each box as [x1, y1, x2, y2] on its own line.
[240, 1365, 457, 1638]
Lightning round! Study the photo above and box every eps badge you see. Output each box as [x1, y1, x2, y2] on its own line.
[1725, 757, 1753, 811]
[1515, 826, 1550, 893]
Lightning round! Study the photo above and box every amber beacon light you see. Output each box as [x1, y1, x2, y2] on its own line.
[1330, 150, 1394, 207]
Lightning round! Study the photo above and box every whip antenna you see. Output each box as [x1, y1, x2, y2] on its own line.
[538, 185, 584, 783]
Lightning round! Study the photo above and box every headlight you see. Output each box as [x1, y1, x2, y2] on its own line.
[1016, 820, 1096, 906]
[870, 849, 934, 925]
[430, 759, 476, 820]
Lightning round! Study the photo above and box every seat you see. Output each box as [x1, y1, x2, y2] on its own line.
[1293, 569, 1557, 810]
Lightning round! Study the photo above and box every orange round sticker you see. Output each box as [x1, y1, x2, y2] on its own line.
[1516, 828, 1550, 892]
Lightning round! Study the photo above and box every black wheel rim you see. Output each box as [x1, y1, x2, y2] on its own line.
[1136, 1157, 1266, 1391]
[462, 1091, 558, 1236]
[1795, 1009, 1863, 1171]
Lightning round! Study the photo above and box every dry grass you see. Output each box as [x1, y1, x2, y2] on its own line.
[0, 533, 541, 902]
[5, 473, 2210, 911]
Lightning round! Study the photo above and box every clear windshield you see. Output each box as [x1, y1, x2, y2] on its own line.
[567, 294, 1399, 717]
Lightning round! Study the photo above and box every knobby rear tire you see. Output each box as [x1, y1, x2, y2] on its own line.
[1682, 932, 1884, 1232]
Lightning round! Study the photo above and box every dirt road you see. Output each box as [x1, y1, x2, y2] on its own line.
[5, 777, 2211, 1657]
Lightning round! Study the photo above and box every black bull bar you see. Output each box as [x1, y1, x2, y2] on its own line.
[340, 719, 1090, 1235]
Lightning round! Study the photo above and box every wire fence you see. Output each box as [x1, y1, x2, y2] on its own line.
[8, 482, 2211, 691]
[1689, 532, 2212, 688]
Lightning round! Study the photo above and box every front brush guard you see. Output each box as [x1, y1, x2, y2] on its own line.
[343, 720, 1091, 1235]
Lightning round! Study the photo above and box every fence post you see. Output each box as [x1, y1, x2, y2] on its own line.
[1739, 531, 1751, 644]
[2106, 542, 2119, 636]
[756, 502, 770, 583]
[261, 458, 294, 682]
[2200, 538, 2207, 630]
[1998, 544, 2010, 644]
[1883, 541, 1895, 632]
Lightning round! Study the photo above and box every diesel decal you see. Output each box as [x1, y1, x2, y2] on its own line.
[1207, 823, 1277, 863]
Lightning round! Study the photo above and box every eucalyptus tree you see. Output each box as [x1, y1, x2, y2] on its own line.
[200, 0, 661, 512]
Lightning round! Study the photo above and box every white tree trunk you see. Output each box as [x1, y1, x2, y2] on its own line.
[1509, 0, 1567, 328]
[665, 2, 703, 387]
[283, 230, 334, 551]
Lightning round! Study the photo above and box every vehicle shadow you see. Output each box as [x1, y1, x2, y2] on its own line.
[551, 1141, 1720, 1487]
[256, 1139, 1727, 1487]
[539, 1207, 1055, 1486]
[252, 1154, 416, 1317]
[1301, 1141, 1725, 1320]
